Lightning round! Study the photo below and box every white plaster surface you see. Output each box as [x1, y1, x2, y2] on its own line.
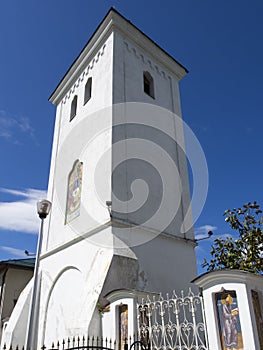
[38, 228, 114, 347]
[194, 270, 263, 350]
[3, 9, 197, 349]
[102, 297, 135, 343]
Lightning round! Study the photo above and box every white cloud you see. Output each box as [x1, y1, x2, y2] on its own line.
[0, 246, 27, 258]
[0, 188, 47, 234]
[0, 110, 35, 142]
[195, 224, 217, 240]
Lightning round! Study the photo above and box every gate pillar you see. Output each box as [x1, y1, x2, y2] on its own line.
[193, 270, 263, 350]
[101, 289, 152, 350]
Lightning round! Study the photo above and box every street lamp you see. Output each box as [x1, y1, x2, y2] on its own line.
[195, 230, 213, 242]
[25, 199, 52, 350]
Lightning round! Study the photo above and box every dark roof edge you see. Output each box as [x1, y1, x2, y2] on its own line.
[0, 258, 35, 270]
[109, 8, 188, 73]
[49, 7, 188, 102]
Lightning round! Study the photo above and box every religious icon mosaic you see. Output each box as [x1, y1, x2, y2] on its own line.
[118, 304, 128, 350]
[66, 160, 83, 223]
[215, 290, 243, 350]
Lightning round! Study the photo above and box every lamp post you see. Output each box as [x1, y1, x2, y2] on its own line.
[25, 199, 52, 350]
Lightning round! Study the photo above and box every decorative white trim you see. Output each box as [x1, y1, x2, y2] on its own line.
[124, 41, 168, 80]
[49, 10, 187, 105]
[62, 44, 106, 104]
[193, 269, 263, 289]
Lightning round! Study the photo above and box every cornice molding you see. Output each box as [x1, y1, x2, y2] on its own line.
[124, 41, 168, 80]
[49, 19, 113, 105]
[61, 43, 106, 104]
[193, 269, 263, 289]
[49, 9, 187, 106]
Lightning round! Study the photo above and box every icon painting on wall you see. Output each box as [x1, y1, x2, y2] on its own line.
[118, 304, 128, 350]
[66, 160, 83, 223]
[215, 290, 243, 350]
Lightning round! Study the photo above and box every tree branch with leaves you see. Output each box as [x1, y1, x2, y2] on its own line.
[202, 201, 263, 274]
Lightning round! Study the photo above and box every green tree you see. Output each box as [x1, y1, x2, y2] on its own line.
[202, 201, 263, 274]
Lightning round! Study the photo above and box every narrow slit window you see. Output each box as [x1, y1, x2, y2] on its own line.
[70, 95, 78, 121]
[84, 77, 92, 104]
[143, 71, 154, 98]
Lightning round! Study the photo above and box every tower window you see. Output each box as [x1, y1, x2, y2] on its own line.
[143, 71, 154, 98]
[70, 95, 78, 121]
[84, 77, 92, 104]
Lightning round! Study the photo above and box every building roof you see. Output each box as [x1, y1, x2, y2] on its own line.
[49, 7, 188, 105]
[0, 258, 35, 270]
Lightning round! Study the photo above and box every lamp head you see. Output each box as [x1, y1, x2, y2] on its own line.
[106, 201, 112, 208]
[37, 199, 52, 219]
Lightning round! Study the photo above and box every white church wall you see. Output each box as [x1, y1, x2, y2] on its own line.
[133, 233, 197, 294]
[123, 41, 174, 110]
[111, 32, 194, 241]
[44, 33, 114, 253]
[111, 225, 197, 294]
[0, 9, 199, 349]
[37, 226, 115, 347]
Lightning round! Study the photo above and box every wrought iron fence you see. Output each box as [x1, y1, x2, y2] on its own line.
[46, 335, 117, 350]
[138, 289, 209, 350]
[2, 335, 143, 350]
[2, 289, 209, 350]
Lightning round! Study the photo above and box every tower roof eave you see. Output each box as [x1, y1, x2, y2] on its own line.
[49, 8, 188, 106]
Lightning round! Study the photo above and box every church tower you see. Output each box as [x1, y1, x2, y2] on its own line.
[2, 8, 198, 348]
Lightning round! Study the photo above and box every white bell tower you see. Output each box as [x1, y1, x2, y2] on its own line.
[2, 8, 198, 349]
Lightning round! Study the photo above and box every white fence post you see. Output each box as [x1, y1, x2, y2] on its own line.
[193, 270, 263, 350]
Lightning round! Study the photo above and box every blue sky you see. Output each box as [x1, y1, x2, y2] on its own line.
[0, 0, 262, 274]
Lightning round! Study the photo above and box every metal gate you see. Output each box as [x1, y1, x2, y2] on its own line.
[137, 289, 209, 350]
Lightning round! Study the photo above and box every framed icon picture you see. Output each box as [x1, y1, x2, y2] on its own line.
[66, 160, 83, 223]
[214, 290, 243, 350]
